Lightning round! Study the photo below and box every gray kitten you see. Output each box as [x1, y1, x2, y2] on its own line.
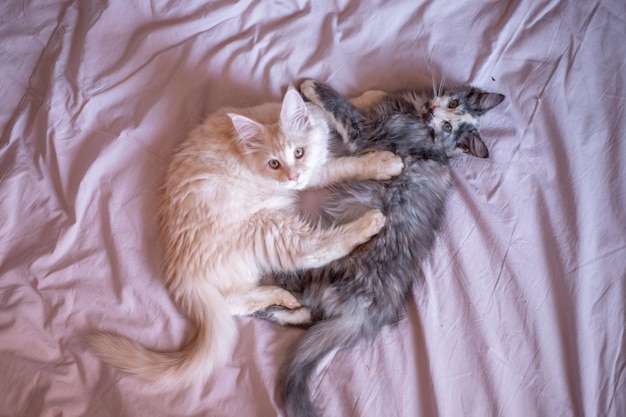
[259, 80, 505, 417]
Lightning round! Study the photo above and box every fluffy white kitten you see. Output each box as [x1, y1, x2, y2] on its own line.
[88, 88, 403, 385]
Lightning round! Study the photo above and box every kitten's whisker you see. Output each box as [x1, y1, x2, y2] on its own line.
[426, 69, 442, 98]
[440, 70, 449, 97]
[413, 70, 437, 94]
[438, 75, 444, 97]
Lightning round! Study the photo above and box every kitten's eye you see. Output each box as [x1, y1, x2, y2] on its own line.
[268, 159, 281, 169]
[448, 99, 459, 109]
[294, 147, 304, 159]
[443, 122, 452, 132]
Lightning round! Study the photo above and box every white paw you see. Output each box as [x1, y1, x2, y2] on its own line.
[360, 209, 386, 239]
[273, 290, 302, 309]
[239, 287, 302, 314]
[365, 150, 404, 180]
[269, 307, 313, 326]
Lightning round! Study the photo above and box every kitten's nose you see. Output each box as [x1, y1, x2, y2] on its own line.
[289, 172, 300, 182]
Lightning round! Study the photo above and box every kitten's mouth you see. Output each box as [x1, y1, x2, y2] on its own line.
[292, 182, 308, 191]
[288, 177, 307, 190]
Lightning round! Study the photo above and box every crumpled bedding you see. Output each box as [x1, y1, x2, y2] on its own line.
[1, 1, 624, 416]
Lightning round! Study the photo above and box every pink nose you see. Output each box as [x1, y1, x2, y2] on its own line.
[289, 173, 300, 181]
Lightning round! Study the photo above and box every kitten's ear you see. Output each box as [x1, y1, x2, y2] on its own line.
[470, 91, 505, 114]
[228, 113, 265, 150]
[280, 88, 311, 132]
[458, 131, 489, 158]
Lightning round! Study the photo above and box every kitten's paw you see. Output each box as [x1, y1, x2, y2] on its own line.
[273, 290, 302, 310]
[359, 209, 386, 239]
[238, 286, 301, 314]
[299, 79, 322, 105]
[364, 150, 404, 180]
[255, 306, 313, 328]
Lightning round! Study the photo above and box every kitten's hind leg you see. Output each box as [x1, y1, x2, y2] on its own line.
[255, 306, 313, 328]
[227, 285, 301, 316]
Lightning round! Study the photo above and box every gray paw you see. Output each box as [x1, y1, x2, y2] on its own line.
[299, 79, 322, 105]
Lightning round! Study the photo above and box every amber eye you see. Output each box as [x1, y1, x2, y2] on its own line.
[448, 99, 459, 109]
[269, 159, 281, 169]
[443, 122, 452, 132]
[294, 147, 304, 159]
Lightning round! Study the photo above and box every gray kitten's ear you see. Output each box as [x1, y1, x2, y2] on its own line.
[458, 131, 489, 158]
[229, 113, 265, 150]
[280, 88, 311, 132]
[471, 92, 505, 114]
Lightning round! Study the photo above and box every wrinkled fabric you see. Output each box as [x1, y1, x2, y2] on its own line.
[0, 1, 624, 416]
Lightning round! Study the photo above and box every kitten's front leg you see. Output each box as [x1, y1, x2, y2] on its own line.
[355, 150, 405, 180]
[297, 208, 385, 269]
[300, 80, 387, 109]
[302, 79, 386, 109]
[300, 79, 363, 147]
[350, 90, 386, 109]
[311, 151, 404, 187]
[300, 79, 403, 184]
[300, 79, 326, 108]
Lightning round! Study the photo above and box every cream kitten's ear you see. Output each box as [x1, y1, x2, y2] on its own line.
[229, 113, 265, 151]
[280, 88, 310, 133]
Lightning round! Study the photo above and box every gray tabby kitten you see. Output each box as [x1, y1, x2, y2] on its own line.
[259, 80, 505, 417]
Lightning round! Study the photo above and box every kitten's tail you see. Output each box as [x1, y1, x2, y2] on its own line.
[282, 314, 369, 417]
[87, 282, 236, 386]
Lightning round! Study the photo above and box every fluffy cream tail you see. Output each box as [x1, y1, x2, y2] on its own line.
[87, 283, 236, 386]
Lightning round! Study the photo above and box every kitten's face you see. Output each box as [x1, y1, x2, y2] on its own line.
[257, 125, 326, 190]
[428, 94, 477, 137]
[422, 88, 505, 158]
[229, 89, 329, 190]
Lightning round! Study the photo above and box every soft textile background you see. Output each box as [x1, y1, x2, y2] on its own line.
[1, 1, 624, 416]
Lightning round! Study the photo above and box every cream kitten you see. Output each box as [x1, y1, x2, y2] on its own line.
[88, 88, 404, 386]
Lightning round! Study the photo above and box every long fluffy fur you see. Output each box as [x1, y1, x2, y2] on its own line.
[87, 92, 327, 386]
[87, 88, 405, 386]
[266, 80, 505, 417]
[87, 283, 235, 385]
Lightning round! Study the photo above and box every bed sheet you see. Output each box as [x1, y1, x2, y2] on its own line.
[1, 1, 625, 416]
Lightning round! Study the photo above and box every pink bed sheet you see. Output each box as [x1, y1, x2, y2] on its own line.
[1, 1, 624, 416]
